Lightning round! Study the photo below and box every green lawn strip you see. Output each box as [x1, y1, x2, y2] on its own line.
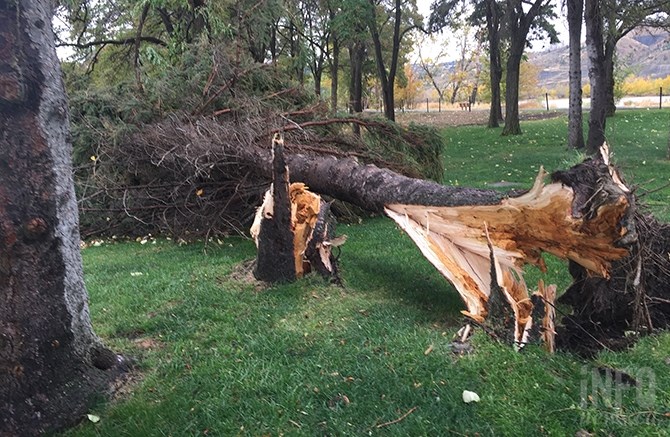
[64, 109, 670, 436]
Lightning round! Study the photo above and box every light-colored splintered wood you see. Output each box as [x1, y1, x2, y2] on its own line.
[536, 280, 557, 353]
[385, 167, 630, 347]
[289, 183, 321, 277]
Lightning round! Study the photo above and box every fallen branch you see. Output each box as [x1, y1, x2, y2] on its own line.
[56, 36, 167, 48]
[376, 407, 418, 429]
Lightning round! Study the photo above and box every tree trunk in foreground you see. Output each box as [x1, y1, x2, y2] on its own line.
[0, 1, 121, 434]
[250, 138, 669, 353]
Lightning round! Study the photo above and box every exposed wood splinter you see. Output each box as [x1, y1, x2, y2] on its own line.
[385, 153, 631, 350]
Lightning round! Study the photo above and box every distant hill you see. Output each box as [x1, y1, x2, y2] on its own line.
[530, 28, 670, 91]
[411, 29, 670, 102]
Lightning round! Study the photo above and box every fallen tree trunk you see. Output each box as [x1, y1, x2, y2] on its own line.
[249, 141, 670, 353]
[123, 117, 668, 352]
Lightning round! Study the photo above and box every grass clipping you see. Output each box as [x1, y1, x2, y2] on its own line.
[385, 161, 631, 352]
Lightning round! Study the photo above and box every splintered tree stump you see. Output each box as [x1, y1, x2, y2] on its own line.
[253, 135, 296, 282]
[251, 136, 344, 283]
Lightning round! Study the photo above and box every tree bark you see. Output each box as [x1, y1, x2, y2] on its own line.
[0, 1, 121, 434]
[348, 41, 365, 134]
[567, 0, 586, 150]
[368, 0, 405, 122]
[501, 0, 547, 136]
[329, 13, 339, 114]
[604, 35, 617, 117]
[368, 1, 392, 121]
[282, 155, 505, 212]
[253, 138, 296, 282]
[585, 0, 608, 154]
[485, 0, 503, 128]
[502, 50, 523, 135]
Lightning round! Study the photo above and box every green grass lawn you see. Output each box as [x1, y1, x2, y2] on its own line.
[65, 110, 670, 436]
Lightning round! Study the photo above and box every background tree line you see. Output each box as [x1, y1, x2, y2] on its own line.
[56, 0, 669, 154]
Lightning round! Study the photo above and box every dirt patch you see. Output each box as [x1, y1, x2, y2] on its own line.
[395, 109, 565, 128]
[224, 258, 269, 292]
[133, 337, 163, 350]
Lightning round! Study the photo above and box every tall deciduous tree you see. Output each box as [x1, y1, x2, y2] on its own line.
[430, 0, 503, 127]
[327, 1, 341, 112]
[416, 42, 447, 103]
[367, 0, 422, 121]
[567, 0, 586, 150]
[483, 0, 504, 127]
[501, 0, 557, 136]
[331, 0, 370, 121]
[0, 0, 121, 434]
[292, 0, 332, 96]
[600, 0, 670, 117]
[579, 0, 670, 134]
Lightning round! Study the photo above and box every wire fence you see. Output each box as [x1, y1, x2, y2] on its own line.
[384, 87, 670, 114]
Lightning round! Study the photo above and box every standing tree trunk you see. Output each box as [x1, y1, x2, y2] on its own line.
[585, 0, 608, 154]
[501, 0, 548, 136]
[502, 49, 523, 135]
[0, 1, 120, 435]
[314, 68, 323, 97]
[567, 0, 586, 149]
[604, 35, 618, 117]
[349, 41, 365, 135]
[368, 0, 406, 122]
[329, 16, 340, 114]
[485, 0, 504, 128]
[253, 137, 296, 282]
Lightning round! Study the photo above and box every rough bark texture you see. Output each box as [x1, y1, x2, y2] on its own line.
[0, 1, 121, 434]
[567, 0, 586, 150]
[253, 138, 296, 282]
[502, 51, 523, 135]
[368, 0, 402, 122]
[283, 154, 505, 212]
[328, 5, 339, 114]
[348, 41, 365, 135]
[485, 0, 503, 128]
[603, 35, 617, 118]
[501, 0, 547, 136]
[238, 143, 504, 212]
[585, 0, 608, 154]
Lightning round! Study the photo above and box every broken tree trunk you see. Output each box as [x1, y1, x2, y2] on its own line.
[249, 140, 670, 352]
[252, 136, 344, 282]
[252, 135, 296, 282]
